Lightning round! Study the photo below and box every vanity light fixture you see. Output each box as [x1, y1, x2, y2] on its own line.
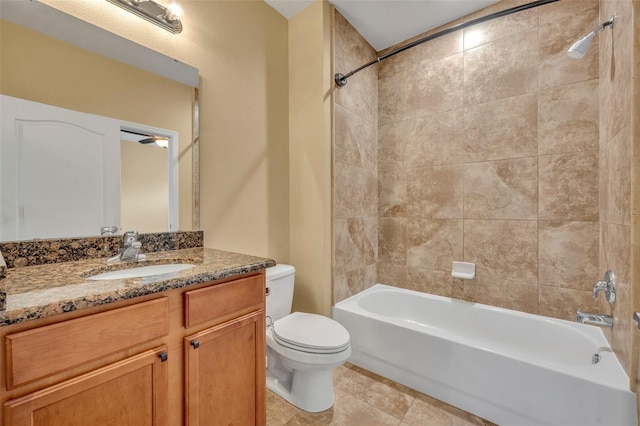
[106, 0, 183, 34]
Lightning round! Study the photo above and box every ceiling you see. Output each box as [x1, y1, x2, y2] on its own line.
[264, 0, 500, 51]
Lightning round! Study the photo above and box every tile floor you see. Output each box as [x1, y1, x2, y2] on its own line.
[266, 363, 495, 426]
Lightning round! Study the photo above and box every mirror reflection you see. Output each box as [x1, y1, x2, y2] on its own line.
[0, 5, 197, 241]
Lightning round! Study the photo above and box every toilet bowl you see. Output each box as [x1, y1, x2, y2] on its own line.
[265, 265, 351, 412]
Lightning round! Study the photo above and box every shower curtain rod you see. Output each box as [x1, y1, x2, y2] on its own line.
[334, 0, 560, 87]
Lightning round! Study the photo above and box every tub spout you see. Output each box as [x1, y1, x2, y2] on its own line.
[576, 309, 613, 328]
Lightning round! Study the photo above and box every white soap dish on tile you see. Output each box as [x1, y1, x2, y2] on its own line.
[452, 261, 475, 280]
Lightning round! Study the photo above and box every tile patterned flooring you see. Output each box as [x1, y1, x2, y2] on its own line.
[266, 363, 495, 426]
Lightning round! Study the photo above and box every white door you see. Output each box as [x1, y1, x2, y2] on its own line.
[0, 95, 120, 240]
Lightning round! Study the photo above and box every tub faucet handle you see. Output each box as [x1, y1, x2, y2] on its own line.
[592, 270, 616, 304]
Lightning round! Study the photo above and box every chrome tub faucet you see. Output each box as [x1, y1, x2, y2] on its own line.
[107, 230, 146, 263]
[576, 309, 613, 328]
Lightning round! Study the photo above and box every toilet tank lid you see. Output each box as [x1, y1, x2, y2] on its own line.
[266, 264, 295, 280]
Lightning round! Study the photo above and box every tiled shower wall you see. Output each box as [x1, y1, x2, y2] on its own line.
[377, 0, 603, 319]
[598, 0, 634, 377]
[333, 12, 378, 302]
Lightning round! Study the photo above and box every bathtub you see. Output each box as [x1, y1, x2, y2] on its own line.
[332, 284, 637, 426]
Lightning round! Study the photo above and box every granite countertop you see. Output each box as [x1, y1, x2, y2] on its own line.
[0, 248, 276, 326]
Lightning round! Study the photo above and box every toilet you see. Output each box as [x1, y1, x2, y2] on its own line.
[265, 264, 351, 413]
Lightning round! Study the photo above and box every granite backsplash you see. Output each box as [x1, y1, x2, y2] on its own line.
[0, 230, 204, 271]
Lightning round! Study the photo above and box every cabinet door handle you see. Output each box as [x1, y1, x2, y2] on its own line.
[158, 352, 168, 362]
[190, 340, 200, 349]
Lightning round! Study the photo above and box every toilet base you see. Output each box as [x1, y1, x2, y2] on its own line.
[266, 368, 335, 413]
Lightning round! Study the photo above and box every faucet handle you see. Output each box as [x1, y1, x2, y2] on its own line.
[123, 230, 139, 243]
[592, 270, 616, 304]
[100, 225, 119, 235]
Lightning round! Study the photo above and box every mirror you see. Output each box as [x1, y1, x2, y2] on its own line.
[0, 0, 199, 241]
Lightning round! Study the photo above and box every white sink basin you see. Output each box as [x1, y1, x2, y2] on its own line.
[87, 263, 195, 281]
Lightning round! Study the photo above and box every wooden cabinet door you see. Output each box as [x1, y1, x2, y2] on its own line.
[185, 310, 266, 426]
[4, 347, 169, 426]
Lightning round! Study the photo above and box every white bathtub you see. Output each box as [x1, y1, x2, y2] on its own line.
[332, 284, 637, 426]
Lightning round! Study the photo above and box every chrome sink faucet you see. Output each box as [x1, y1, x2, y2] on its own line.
[576, 309, 613, 328]
[107, 231, 146, 263]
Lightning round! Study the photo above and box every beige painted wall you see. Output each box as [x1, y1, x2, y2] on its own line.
[288, 0, 333, 315]
[0, 20, 193, 233]
[121, 141, 169, 233]
[35, 0, 291, 262]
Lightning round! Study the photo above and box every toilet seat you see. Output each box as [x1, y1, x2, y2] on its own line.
[273, 312, 350, 354]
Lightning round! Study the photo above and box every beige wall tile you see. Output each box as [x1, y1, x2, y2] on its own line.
[410, 31, 463, 69]
[333, 268, 365, 304]
[464, 275, 539, 314]
[539, 221, 600, 291]
[463, 158, 538, 220]
[538, 9, 599, 89]
[335, 104, 377, 169]
[379, 120, 409, 171]
[335, 46, 378, 123]
[464, 219, 538, 283]
[334, 218, 364, 275]
[463, 0, 532, 21]
[379, 217, 407, 265]
[363, 263, 378, 288]
[599, 0, 632, 143]
[335, 162, 365, 219]
[407, 267, 465, 299]
[604, 125, 632, 226]
[379, 169, 407, 217]
[364, 169, 379, 217]
[406, 165, 464, 219]
[539, 285, 600, 320]
[538, 79, 599, 155]
[379, 72, 409, 125]
[463, 29, 538, 105]
[407, 219, 463, 271]
[463, 7, 538, 50]
[538, 0, 599, 24]
[538, 151, 599, 221]
[334, 12, 373, 62]
[406, 109, 465, 169]
[599, 122, 610, 221]
[611, 283, 632, 375]
[601, 222, 631, 286]
[379, 31, 462, 80]
[377, 262, 408, 287]
[364, 217, 378, 264]
[463, 93, 538, 162]
[406, 53, 464, 119]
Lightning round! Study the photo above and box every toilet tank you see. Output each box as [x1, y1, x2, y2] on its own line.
[265, 264, 295, 322]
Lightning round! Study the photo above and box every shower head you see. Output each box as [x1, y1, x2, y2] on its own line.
[567, 32, 597, 59]
[567, 15, 614, 59]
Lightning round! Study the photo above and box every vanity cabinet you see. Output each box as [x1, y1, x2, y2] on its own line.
[4, 346, 169, 426]
[185, 311, 265, 426]
[184, 274, 266, 426]
[1, 272, 267, 426]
